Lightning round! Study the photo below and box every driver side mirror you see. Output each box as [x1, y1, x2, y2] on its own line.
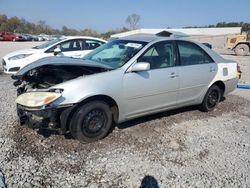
[54, 47, 61, 56]
[128, 62, 150, 72]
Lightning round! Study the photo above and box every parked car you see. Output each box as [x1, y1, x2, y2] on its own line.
[0, 32, 23, 41]
[21, 34, 33, 41]
[38, 34, 51, 41]
[13, 36, 239, 143]
[0, 32, 3, 40]
[2, 36, 106, 73]
[37, 35, 45, 41]
[30, 35, 40, 41]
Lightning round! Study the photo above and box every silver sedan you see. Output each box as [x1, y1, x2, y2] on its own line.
[14, 36, 239, 143]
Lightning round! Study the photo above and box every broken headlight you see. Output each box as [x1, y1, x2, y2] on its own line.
[16, 92, 62, 107]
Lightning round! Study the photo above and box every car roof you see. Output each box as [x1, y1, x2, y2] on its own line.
[63, 36, 106, 42]
[115, 35, 227, 63]
[118, 35, 169, 43]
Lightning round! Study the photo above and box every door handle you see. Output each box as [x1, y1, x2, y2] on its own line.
[169, 72, 178, 78]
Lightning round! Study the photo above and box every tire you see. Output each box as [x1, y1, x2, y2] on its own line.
[200, 85, 221, 112]
[235, 44, 249, 56]
[69, 101, 112, 143]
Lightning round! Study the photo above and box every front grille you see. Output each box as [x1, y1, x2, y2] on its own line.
[9, 67, 20, 72]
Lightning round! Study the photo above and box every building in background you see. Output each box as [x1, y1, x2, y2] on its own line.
[111, 27, 241, 38]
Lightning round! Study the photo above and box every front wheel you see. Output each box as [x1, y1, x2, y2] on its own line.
[200, 85, 221, 112]
[69, 101, 112, 143]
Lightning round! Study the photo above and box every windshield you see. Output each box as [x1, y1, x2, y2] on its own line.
[32, 38, 63, 49]
[83, 40, 147, 69]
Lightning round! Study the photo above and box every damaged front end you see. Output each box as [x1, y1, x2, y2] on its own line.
[17, 103, 76, 134]
[16, 91, 67, 132]
[12, 57, 112, 133]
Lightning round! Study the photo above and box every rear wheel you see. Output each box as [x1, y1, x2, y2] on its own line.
[69, 101, 112, 143]
[200, 85, 221, 112]
[235, 44, 249, 56]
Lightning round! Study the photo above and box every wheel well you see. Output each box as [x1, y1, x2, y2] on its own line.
[78, 95, 119, 123]
[61, 95, 119, 134]
[212, 81, 225, 96]
[234, 42, 250, 49]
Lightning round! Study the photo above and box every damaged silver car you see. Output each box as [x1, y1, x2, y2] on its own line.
[13, 36, 239, 143]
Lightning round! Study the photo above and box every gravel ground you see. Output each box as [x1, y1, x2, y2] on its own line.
[0, 41, 250, 187]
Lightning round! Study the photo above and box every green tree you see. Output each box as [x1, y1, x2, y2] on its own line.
[101, 27, 129, 39]
[80, 28, 99, 37]
[0, 14, 7, 25]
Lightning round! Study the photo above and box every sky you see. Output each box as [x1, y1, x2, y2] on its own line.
[0, 0, 250, 32]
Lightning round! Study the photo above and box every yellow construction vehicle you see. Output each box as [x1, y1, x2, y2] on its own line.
[225, 29, 250, 56]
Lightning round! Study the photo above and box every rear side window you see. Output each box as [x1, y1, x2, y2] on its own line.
[83, 39, 105, 50]
[46, 39, 83, 53]
[59, 40, 82, 52]
[177, 41, 214, 66]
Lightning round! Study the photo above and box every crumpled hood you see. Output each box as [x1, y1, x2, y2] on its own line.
[14, 56, 113, 78]
[4, 48, 43, 59]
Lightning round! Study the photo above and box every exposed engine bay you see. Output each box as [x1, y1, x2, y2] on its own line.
[12, 64, 108, 95]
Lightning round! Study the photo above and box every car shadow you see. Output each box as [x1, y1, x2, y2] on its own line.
[117, 105, 199, 130]
[37, 97, 226, 139]
[117, 96, 226, 130]
[37, 128, 75, 139]
[37, 129, 59, 138]
[36, 105, 200, 139]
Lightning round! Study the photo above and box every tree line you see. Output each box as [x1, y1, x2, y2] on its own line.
[1, 14, 249, 39]
[0, 14, 131, 39]
[184, 22, 250, 32]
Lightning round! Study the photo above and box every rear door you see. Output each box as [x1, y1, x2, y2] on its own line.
[176, 41, 217, 105]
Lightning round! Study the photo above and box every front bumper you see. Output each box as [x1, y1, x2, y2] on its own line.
[2, 58, 21, 74]
[17, 104, 76, 133]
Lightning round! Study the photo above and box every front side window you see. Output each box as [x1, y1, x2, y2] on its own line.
[177, 41, 213, 66]
[137, 41, 175, 70]
[83, 40, 147, 69]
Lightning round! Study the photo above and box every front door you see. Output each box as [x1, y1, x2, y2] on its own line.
[123, 41, 179, 119]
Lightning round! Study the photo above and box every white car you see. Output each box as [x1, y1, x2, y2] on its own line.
[2, 36, 106, 74]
